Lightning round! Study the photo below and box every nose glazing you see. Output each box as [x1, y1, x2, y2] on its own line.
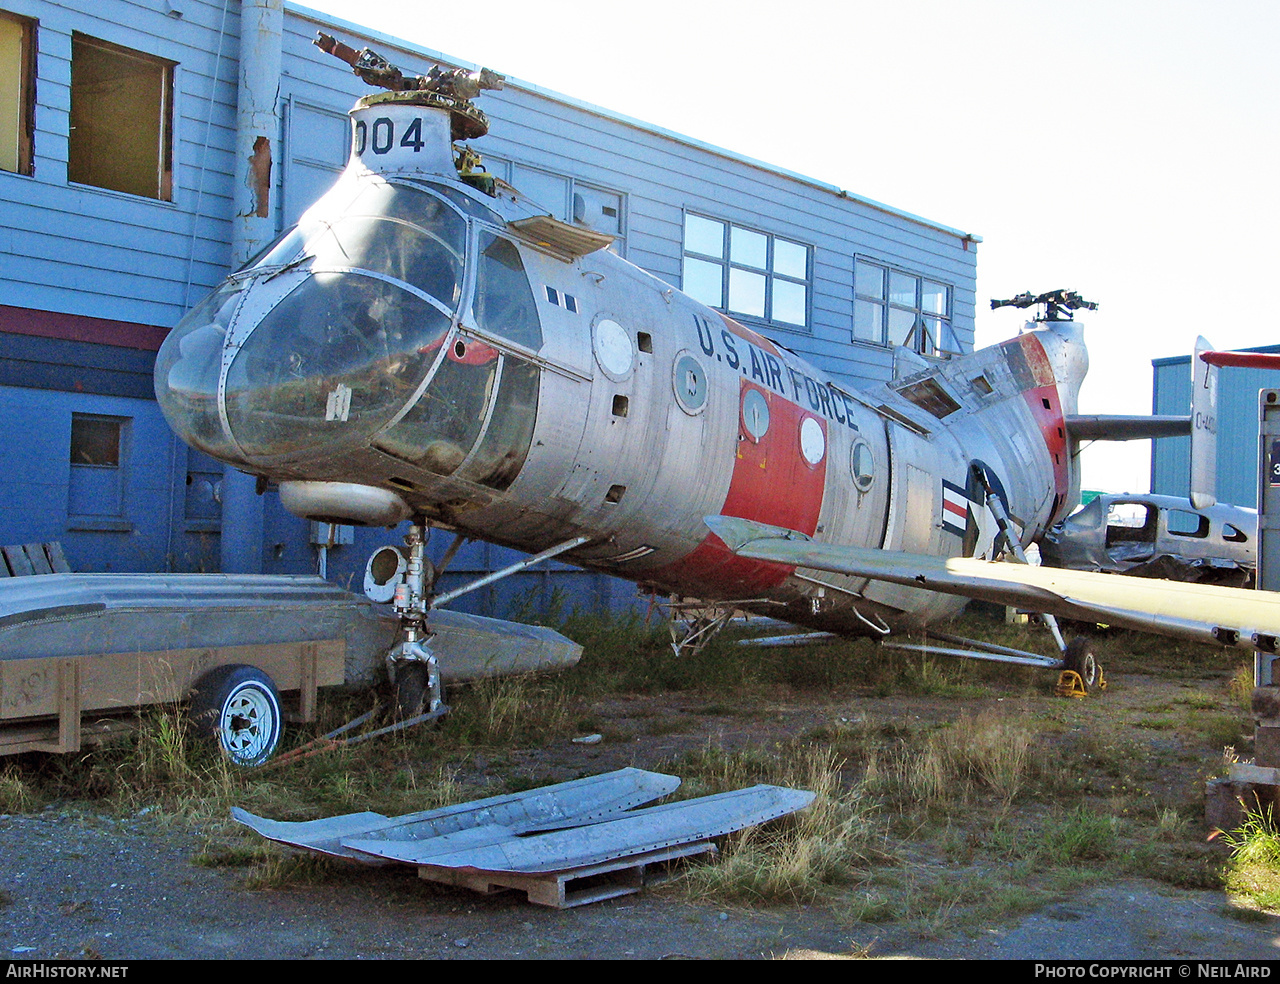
[156, 174, 469, 466]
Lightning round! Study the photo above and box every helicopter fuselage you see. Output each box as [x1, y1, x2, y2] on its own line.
[155, 95, 1087, 636]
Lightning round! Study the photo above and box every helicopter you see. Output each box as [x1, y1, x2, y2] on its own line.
[153, 36, 1206, 712]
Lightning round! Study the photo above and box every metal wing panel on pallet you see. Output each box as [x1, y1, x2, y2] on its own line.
[233, 768, 682, 860]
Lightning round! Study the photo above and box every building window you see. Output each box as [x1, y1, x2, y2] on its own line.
[482, 156, 627, 255]
[68, 414, 128, 521]
[0, 11, 35, 176]
[69, 34, 174, 200]
[682, 213, 810, 329]
[855, 258, 960, 357]
[184, 447, 223, 528]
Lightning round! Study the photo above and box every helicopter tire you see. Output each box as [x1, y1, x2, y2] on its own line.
[1062, 636, 1099, 691]
[394, 661, 433, 720]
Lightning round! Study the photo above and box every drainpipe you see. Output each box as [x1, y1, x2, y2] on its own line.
[221, 0, 283, 574]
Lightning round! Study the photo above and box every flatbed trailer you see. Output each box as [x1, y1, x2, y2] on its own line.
[0, 573, 580, 764]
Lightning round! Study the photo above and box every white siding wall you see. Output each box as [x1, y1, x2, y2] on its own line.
[0, 0, 243, 329]
[0, 0, 976, 371]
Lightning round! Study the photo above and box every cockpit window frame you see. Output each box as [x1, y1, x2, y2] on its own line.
[458, 221, 546, 361]
[237, 177, 471, 314]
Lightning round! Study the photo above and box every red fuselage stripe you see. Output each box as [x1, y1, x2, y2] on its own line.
[649, 380, 827, 596]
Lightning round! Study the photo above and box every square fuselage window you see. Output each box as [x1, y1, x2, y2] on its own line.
[69, 34, 174, 200]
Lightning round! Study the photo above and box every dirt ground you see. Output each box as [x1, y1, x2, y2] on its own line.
[3, 657, 1280, 961]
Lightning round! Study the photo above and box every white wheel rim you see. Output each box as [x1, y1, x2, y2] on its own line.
[220, 685, 276, 762]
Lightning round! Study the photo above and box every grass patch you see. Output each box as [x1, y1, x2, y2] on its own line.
[1230, 665, 1256, 709]
[242, 851, 342, 891]
[0, 765, 38, 813]
[193, 841, 274, 868]
[442, 674, 574, 747]
[1224, 811, 1280, 910]
[676, 744, 890, 904]
[1035, 806, 1119, 865]
[1222, 906, 1273, 924]
[868, 711, 1042, 807]
[1199, 714, 1251, 749]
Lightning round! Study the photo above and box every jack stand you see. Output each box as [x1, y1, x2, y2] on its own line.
[1206, 653, 1280, 834]
[387, 521, 443, 718]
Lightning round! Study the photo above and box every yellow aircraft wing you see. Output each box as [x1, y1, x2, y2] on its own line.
[704, 515, 1280, 653]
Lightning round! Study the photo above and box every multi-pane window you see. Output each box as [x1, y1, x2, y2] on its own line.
[483, 155, 627, 254]
[682, 213, 810, 329]
[69, 34, 174, 200]
[855, 258, 960, 357]
[0, 11, 35, 176]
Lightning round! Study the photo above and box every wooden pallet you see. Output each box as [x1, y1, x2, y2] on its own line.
[1, 542, 71, 577]
[416, 841, 717, 908]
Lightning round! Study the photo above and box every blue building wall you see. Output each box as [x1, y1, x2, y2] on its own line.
[0, 0, 980, 619]
[1151, 347, 1280, 510]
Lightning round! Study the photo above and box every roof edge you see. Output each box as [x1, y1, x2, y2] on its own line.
[286, 3, 981, 243]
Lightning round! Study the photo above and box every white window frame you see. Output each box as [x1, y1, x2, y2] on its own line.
[854, 257, 959, 357]
[681, 211, 811, 331]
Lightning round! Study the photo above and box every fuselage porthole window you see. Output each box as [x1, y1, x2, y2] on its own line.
[850, 438, 875, 491]
[742, 387, 770, 442]
[673, 353, 708, 415]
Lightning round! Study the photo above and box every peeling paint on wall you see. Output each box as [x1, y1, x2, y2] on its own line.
[247, 135, 272, 218]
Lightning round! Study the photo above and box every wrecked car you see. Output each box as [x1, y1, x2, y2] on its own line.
[1039, 493, 1256, 587]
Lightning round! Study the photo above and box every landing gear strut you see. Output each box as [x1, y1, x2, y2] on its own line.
[387, 521, 443, 719]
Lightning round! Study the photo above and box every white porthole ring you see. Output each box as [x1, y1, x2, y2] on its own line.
[799, 416, 825, 466]
[592, 317, 634, 380]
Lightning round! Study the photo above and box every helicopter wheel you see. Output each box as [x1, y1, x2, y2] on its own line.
[1062, 636, 1099, 691]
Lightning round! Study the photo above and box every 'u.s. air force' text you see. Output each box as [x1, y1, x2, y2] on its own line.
[692, 315, 862, 433]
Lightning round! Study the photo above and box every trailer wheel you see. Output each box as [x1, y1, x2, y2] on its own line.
[189, 665, 283, 767]
[1063, 637, 1099, 691]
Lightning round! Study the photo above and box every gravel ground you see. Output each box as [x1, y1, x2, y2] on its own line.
[1, 801, 1278, 960]
[4, 660, 1280, 961]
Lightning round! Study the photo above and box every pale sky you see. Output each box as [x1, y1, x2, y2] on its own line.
[299, 0, 1280, 496]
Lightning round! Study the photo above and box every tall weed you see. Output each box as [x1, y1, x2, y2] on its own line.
[871, 711, 1039, 808]
[678, 744, 891, 904]
[1224, 810, 1280, 910]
